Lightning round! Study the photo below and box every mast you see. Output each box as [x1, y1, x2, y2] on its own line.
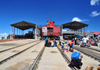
[50, 12, 51, 21]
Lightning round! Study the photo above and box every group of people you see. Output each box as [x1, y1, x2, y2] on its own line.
[73, 36, 91, 47]
[73, 36, 100, 47]
[45, 37, 51, 47]
[44, 36, 83, 69]
[61, 39, 74, 52]
[59, 37, 83, 69]
[44, 37, 57, 47]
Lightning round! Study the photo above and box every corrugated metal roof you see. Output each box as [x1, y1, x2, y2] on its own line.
[62, 21, 88, 30]
[11, 21, 36, 30]
[93, 32, 100, 35]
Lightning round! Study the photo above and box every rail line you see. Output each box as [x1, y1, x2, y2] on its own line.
[74, 46, 100, 62]
[29, 46, 45, 70]
[0, 40, 38, 53]
[57, 46, 78, 70]
[74, 45, 100, 53]
[29, 46, 78, 70]
[86, 47, 100, 52]
[0, 41, 41, 65]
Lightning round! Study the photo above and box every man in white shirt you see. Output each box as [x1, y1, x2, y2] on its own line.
[82, 36, 87, 47]
[82, 36, 87, 43]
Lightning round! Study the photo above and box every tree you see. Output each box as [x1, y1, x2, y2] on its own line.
[1, 37, 5, 40]
[7, 34, 10, 39]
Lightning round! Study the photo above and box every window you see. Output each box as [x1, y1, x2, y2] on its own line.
[48, 28, 53, 32]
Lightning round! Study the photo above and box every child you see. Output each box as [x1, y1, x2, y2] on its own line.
[63, 42, 68, 52]
[69, 52, 83, 69]
[67, 42, 70, 52]
[64, 42, 70, 52]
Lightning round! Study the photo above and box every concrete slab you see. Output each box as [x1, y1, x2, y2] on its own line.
[0, 41, 39, 61]
[0, 39, 26, 43]
[88, 45, 100, 51]
[0, 41, 44, 70]
[63, 47, 100, 70]
[0, 39, 35, 44]
[57, 40, 100, 70]
[37, 47, 71, 70]
[0, 39, 36, 51]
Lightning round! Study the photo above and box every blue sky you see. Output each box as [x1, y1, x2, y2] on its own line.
[0, 0, 100, 38]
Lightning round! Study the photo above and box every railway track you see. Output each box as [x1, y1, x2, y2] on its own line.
[74, 46, 100, 62]
[57, 46, 78, 70]
[86, 47, 100, 52]
[29, 46, 78, 70]
[0, 40, 38, 53]
[29, 46, 45, 70]
[0, 41, 41, 65]
[75, 45, 100, 53]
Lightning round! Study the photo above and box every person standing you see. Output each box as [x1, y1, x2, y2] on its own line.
[85, 36, 89, 47]
[89, 38, 91, 44]
[59, 37, 61, 46]
[82, 36, 87, 47]
[45, 37, 48, 46]
[48, 37, 51, 47]
[75, 37, 77, 45]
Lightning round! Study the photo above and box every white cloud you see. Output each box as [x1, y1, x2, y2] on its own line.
[90, 11, 100, 17]
[0, 33, 8, 40]
[72, 17, 89, 22]
[72, 17, 82, 22]
[90, 0, 100, 5]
